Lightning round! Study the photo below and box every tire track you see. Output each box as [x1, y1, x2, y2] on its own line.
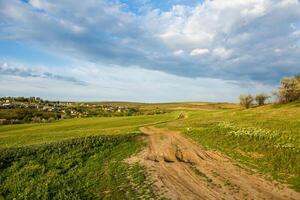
[128, 126, 300, 200]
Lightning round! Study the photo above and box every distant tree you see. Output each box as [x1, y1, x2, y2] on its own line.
[29, 97, 36, 103]
[296, 74, 300, 93]
[239, 95, 254, 109]
[274, 75, 300, 103]
[255, 94, 270, 106]
[32, 117, 41, 123]
[48, 117, 55, 122]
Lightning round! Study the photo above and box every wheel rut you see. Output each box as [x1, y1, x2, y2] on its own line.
[127, 126, 300, 200]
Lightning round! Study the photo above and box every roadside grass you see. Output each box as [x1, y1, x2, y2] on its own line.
[0, 133, 158, 200]
[163, 102, 300, 191]
[0, 112, 178, 148]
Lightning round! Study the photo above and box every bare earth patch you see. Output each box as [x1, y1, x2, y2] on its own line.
[127, 126, 300, 200]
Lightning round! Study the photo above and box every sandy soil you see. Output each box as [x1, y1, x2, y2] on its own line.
[128, 126, 300, 200]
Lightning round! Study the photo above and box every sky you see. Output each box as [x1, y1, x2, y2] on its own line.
[0, 0, 300, 102]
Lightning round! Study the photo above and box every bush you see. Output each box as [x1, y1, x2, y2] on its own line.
[255, 94, 270, 106]
[274, 75, 300, 103]
[239, 95, 254, 109]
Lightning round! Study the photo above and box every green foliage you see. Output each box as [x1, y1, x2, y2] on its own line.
[0, 109, 61, 124]
[255, 94, 270, 106]
[0, 134, 156, 199]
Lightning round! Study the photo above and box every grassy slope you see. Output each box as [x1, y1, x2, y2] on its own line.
[138, 102, 240, 111]
[0, 112, 178, 148]
[0, 111, 181, 199]
[163, 101, 300, 191]
[1, 101, 300, 198]
[0, 134, 157, 199]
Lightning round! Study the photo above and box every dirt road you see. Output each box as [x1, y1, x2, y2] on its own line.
[128, 126, 300, 200]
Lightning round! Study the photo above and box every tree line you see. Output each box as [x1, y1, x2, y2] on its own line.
[240, 74, 300, 108]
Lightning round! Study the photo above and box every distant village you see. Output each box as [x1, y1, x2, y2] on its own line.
[0, 97, 140, 125]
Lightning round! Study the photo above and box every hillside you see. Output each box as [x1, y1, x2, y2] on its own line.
[162, 101, 300, 192]
[0, 102, 300, 199]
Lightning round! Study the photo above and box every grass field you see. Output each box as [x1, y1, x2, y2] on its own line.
[162, 101, 300, 191]
[0, 112, 179, 148]
[0, 111, 180, 199]
[80, 101, 240, 112]
[0, 134, 157, 199]
[1, 101, 300, 199]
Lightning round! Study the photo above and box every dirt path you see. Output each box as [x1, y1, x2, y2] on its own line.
[128, 126, 300, 200]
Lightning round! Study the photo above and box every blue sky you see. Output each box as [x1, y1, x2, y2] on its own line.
[118, 0, 203, 13]
[0, 0, 300, 102]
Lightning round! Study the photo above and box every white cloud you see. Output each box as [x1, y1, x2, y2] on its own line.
[213, 48, 232, 59]
[240, 2, 267, 17]
[29, 0, 55, 10]
[2, 62, 8, 68]
[174, 49, 184, 55]
[274, 48, 281, 53]
[292, 30, 300, 37]
[190, 48, 209, 56]
[144, 0, 300, 80]
[0, 61, 87, 86]
[0, 0, 300, 101]
[0, 60, 275, 102]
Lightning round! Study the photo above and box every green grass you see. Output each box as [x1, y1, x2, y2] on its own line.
[0, 112, 178, 148]
[1, 101, 300, 198]
[0, 133, 157, 200]
[163, 102, 300, 191]
[0, 112, 178, 199]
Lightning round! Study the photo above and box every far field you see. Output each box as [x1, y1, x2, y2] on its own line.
[0, 101, 299, 199]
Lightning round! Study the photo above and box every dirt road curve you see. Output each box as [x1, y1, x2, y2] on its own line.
[128, 126, 300, 200]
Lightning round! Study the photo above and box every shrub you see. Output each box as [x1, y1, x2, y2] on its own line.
[239, 95, 254, 109]
[32, 116, 41, 123]
[274, 75, 300, 103]
[255, 94, 270, 106]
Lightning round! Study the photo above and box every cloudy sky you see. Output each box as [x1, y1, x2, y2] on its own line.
[0, 0, 300, 102]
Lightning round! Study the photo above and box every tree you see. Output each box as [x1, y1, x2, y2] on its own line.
[255, 94, 270, 106]
[275, 75, 300, 103]
[239, 95, 254, 109]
